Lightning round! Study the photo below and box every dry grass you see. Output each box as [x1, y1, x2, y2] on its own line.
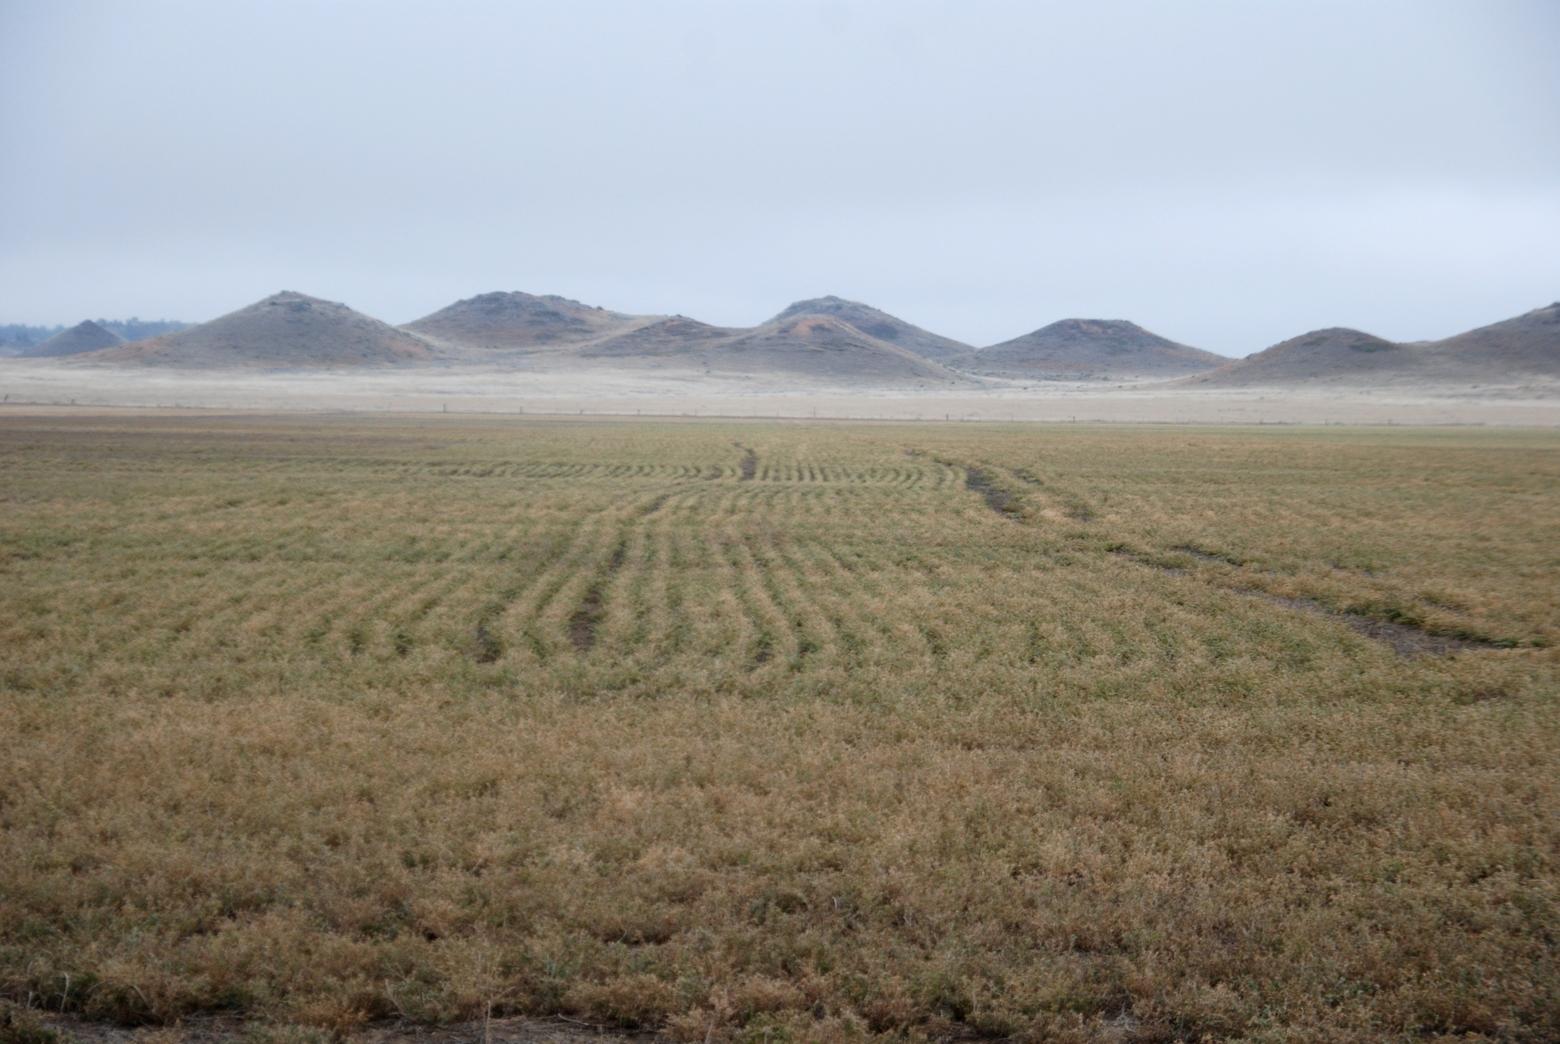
[1, 414, 1556, 1042]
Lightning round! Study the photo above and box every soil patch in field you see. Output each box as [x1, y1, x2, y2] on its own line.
[1109, 546, 1510, 657]
[963, 465, 1023, 520]
[1250, 590, 1505, 657]
[568, 541, 629, 651]
[473, 617, 503, 663]
[734, 442, 757, 480]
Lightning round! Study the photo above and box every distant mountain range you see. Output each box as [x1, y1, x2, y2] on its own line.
[85, 292, 431, 368]
[2, 317, 187, 355]
[1186, 302, 1560, 388]
[12, 291, 1555, 389]
[404, 293, 967, 382]
[25, 320, 125, 357]
[768, 296, 972, 362]
[403, 291, 641, 351]
[957, 319, 1227, 379]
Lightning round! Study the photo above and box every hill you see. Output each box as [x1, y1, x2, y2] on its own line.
[769, 296, 971, 361]
[1424, 302, 1560, 377]
[101, 318, 188, 342]
[563, 300, 969, 383]
[403, 291, 647, 351]
[1189, 304, 1559, 388]
[24, 320, 125, 357]
[81, 292, 434, 368]
[1187, 328, 1406, 387]
[576, 316, 739, 359]
[958, 319, 1225, 379]
[2, 319, 187, 355]
[709, 314, 964, 383]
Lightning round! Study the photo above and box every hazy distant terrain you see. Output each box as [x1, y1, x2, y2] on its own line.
[957, 318, 1227, 379]
[1, 317, 187, 355]
[401, 292, 972, 383]
[1190, 302, 1560, 389]
[403, 291, 648, 352]
[767, 295, 974, 361]
[4, 362, 1557, 428]
[4, 293, 1555, 411]
[87, 292, 434, 367]
[23, 319, 124, 357]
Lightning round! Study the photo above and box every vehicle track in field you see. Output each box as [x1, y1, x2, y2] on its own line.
[1009, 465, 1099, 522]
[918, 446, 1519, 658]
[1106, 544, 1513, 657]
[567, 538, 628, 652]
[478, 517, 610, 664]
[733, 442, 758, 481]
[962, 463, 1024, 520]
[509, 466, 798, 666]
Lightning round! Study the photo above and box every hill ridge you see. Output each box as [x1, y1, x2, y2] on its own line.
[958, 317, 1224, 379]
[766, 295, 972, 362]
[1190, 305, 1558, 387]
[80, 291, 433, 368]
[25, 319, 125, 357]
[402, 291, 648, 351]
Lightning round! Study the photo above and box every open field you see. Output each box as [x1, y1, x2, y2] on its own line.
[1, 413, 1557, 1042]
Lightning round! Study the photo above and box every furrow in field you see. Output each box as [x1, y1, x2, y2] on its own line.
[1105, 545, 1513, 657]
[168, 565, 310, 650]
[814, 541, 922, 661]
[514, 522, 622, 662]
[320, 562, 468, 658]
[657, 523, 702, 659]
[566, 538, 629, 652]
[476, 520, 602, 665]
[611, 512, 660, 659]
[719, 527, 797, 671]
[664, 518, 747, 668]
[615, 486, 706, 663]
[734, 442, 758, 481]
[741, 530, 833, 671]
[775, 539, 873, 668]
[493, 487, 681, 663]
[1009, 465, 1100, 522]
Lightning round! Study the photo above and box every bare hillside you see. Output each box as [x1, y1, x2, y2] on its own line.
[81, 292, 434, 368]
[1425, 301, 1560, 376]
[576, 316, 740, 359]
[769, 296, 971, 361]
[24, 320, 124, 357]
[572, 302, 970, 384]
[1187, 328, 1407, 387]
[1190, 304, 1560, 388]
[710, 314, 965, 383]
[958, 319, 1225, 379]
[403, 291, 648, 351]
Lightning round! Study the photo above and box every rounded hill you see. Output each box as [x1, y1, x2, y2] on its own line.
[25, 320, 125, 357]
[82, 292, 434, 368]
[960, 319, 1225, 379]
[769, 296, 971, 361]
[403, 291, 644, 351]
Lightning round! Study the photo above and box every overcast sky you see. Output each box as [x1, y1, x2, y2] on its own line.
[2, 0, 1557, 354]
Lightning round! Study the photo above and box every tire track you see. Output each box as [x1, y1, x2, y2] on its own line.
[734, 442, 758, 481]
[567, 538, 628, 652]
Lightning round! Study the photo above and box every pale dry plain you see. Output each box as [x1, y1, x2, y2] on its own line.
[4, 359, 1560, 425]
[1, 409, 1557, 1043]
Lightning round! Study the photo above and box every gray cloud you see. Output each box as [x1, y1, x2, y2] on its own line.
[3, 0, 1557, 354]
